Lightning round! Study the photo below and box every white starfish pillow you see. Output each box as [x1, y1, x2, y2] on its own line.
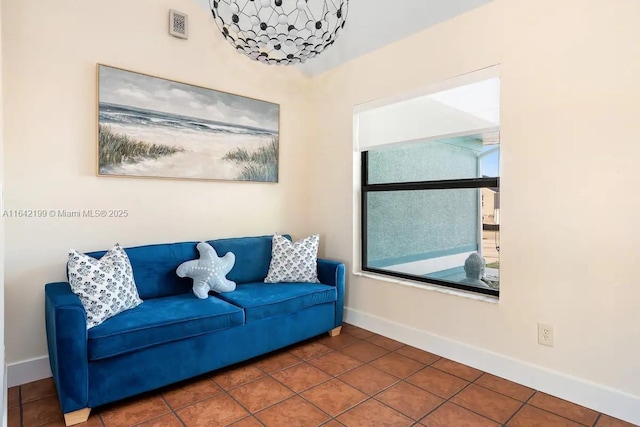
[176, 242, 236, 298]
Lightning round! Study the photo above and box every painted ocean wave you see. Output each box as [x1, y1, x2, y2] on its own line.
[99, 102, 277, 137]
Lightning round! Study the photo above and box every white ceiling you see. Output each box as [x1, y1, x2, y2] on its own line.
[194, 0, 494, 75]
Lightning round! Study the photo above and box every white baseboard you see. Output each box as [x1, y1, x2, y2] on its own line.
[344, 307, 640, 426]
[7, 356, 51, 388]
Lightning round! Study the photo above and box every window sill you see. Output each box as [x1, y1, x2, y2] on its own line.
[352, 270, 499, 304]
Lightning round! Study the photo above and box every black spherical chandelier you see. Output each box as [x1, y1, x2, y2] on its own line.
[210, 0, 349, 65]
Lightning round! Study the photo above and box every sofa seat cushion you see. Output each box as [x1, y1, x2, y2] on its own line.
[88, 294, 244, 361]
[216, 282, 337, 322]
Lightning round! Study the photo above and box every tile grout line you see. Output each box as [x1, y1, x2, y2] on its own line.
[339, 339, 395, 365]
[320, 396, 367, 420]
[369, 395, 420, 423]
[174, 410, 189, 427]
[220, 383, 264, 423]
[357, 350, 447, 424]
[255, 370, 309, 418]
[505, 389, 538, 426]
[263, 343, 384, 423]
[225, 414, 265, 427]
[340, 395, 414, 424]
[428, 364, 483, 384]
[234, 357, 335, 424]
[501, 389, 540, 427]
[265, 354, 338, 423]
[414, 397, 448, 426]
[469, 380, 535, 406]
[528, 392, 597, 427]
[393, 346, 443, 366]
[159, 393, 188, 427]
[159, 377, 236, 427]
[309, 357, 364, 378]
[280, 372, 335, 395]
[527, 404, 593, 427]
[230, 415, 265, 427]
[102, 393, 169, 427]
[403, 357, 565, 425]
[425, 364, 597, 426]
[162, 383, 227, 414]
[431, 376, 477, 418]
[128, 411, 171, 427]
[213, 370, 269, 393]
[357, 330, 606, 427]
[369, 376, 441, 422]
[447, 400, 507, 426]
[346, 359, 408, 413]
[19, 386, 23, 427]
[592, 413, 602, 427]
[305, 357, 370, 421]
[355, 353, 437, 423]
[252, 415, 267, 427]
[290, 346, 334, 362]
[501, 399, 528, 426]
[19, 392, 58, 406]
[295, 388, 341, 423]
[188, 350, 324, 426]
[212, 368, 279, 418]
[416, 372, 516, 425]
[322, 332, 397, 374]
[471, 373, 536, 403]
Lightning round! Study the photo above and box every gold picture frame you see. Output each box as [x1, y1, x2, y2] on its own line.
[96, 64, 280, 182]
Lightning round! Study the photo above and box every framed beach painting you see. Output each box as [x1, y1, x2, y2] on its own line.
[96, 64, 279, 182]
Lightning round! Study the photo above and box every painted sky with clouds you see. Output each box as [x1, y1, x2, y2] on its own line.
[98, 65, 279, 132]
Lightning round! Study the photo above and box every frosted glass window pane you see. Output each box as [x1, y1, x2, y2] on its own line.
[367, 132, 499, 184]
[365, 188, 499, 291]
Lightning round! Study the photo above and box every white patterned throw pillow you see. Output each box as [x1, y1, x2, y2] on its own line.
[264, 234, 320, 283]
[67, 244, 143, 329]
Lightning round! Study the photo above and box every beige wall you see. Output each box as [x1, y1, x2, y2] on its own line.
[3, 0, 640, 406]
[0, 0, 6, 414]
[309, 0, 640, 397]
[2, 0, 312, 363]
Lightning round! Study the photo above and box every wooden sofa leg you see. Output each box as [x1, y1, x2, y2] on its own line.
[64, 408, 91, 426]
[328, 326, 342, 337]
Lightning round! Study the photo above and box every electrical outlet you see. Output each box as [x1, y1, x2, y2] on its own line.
[538, 323, 554, 347]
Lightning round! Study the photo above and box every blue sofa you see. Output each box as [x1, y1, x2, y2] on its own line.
[44, 235, 345, 426]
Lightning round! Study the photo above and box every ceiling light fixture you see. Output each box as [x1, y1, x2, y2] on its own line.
[210, 0, 349, 65]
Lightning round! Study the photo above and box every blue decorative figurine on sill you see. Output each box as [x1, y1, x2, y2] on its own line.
[176, 242, 236, 298]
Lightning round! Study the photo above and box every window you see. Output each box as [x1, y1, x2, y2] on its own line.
[357, 70, 500, 297]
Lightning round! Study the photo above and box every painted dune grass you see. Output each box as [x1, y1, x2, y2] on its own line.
[223, 137, 279, 181]
[98, 124, 184, 170]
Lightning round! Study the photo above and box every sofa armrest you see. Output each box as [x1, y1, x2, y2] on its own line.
[45, 282, 89, 413]
[317, 259, 345, 326]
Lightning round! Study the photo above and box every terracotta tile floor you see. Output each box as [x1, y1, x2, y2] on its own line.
[7, 323, 638, 427]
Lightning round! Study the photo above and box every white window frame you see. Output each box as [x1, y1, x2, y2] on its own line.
[352, 65, 501, 297]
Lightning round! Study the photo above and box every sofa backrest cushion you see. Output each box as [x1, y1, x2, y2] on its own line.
[86, 242, 199, 300]
[208, 235, 285, 284]
[84, 235, 285, 300]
